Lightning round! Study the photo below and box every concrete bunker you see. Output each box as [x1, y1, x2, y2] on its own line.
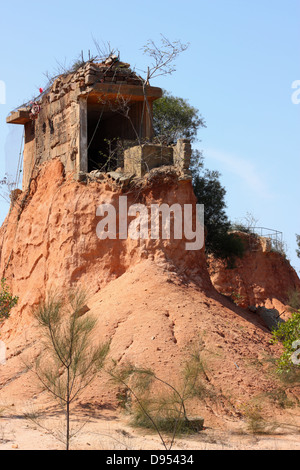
[86, 97, 151, 173]
[6, 58, 192, 189]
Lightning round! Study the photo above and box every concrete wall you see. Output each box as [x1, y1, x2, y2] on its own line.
[23, 87, 81, 190]
[124, 144, 174, 177]
[173, 139, 192, 171]
[124, 139, 192, 177]
[20, 61, 161, 189]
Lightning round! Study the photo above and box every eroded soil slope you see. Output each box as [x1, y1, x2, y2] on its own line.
[0, 159, 298, 435]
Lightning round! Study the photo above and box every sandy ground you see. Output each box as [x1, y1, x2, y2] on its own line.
[1, 403, 300, 451]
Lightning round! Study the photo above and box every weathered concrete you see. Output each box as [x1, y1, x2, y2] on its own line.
[124, 139, 192, 178]
[124, 144, 174, 177]
[6, 60, 162, 190]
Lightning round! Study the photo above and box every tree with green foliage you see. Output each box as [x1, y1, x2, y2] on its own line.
[0, 278, 18, 321]
[192, 161, 245, 264]
[296, 234, 300, 259]
[152, 90, 206, 144]
[28, 290, 109, 450]
[153, 91, 245, 265]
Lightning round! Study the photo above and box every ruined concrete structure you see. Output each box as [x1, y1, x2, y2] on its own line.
[124, 139, 192, 178]
[7, 58, 192, 189]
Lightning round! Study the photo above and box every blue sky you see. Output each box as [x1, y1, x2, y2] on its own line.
[0, 0, 299, 270]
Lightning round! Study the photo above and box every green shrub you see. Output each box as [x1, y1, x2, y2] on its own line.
[271, 310, 300, 374]
[109, 351, 208, 450]
[230, 223, 252, 234]
[264, 388, 295, 409]
[211, 232, 246, 268]
[242, 403, 267, 434]
[0, 278, 18, 321]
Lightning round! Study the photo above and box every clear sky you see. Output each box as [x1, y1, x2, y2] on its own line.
[0, 0, 299, 270]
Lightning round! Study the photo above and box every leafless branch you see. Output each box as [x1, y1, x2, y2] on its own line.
[141, 35, 189, 83]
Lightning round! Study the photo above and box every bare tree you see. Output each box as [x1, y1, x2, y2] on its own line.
[137, 35, 189, 138]
[92, 37, 119, 63]
[88, 36, 190, 168]
[141, 35, 189, 83]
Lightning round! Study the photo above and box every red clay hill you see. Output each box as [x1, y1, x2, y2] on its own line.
[1, 158, 299, 430]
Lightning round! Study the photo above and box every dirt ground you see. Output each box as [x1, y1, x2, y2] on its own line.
[1, 402, 300, 451]
[1, 260, 300, 450]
